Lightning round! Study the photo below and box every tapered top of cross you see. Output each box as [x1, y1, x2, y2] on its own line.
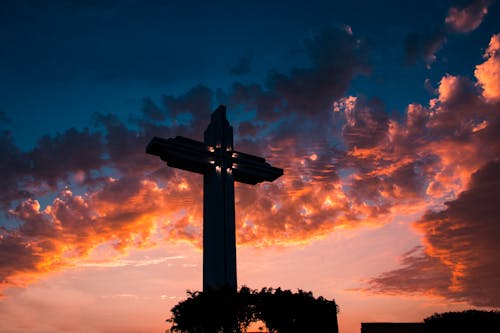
[147, 105, 283, 185]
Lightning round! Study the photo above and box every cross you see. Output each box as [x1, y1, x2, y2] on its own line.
[146, 105, 283, 290]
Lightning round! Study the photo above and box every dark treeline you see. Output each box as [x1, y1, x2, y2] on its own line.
[167, 286, 338, 333]
[424, 310, 500, 333]
[168, 287, 500, 333]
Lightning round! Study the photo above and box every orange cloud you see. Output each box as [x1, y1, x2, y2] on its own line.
[475, 34, 500, 102]
[1, 175, 204, 293]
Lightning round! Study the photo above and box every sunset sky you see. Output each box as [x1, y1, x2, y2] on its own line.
[1, 1, 499, 332]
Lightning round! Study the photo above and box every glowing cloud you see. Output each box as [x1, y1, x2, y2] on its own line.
[445, 0, 491, 33]
[475, 34, 500, 101]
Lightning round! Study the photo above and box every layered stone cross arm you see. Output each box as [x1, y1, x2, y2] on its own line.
[231, 151, 283, 185]
[146, 136, 283, 184]
[147, 136, 213, 175]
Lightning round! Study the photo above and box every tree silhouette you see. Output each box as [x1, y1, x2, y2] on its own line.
[167, 286, 338, 333]
[254, 288, 338, 333]
[168, 286, 247, 333]
[424, 310, 500, 333]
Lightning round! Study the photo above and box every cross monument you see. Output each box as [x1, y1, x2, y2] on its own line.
[146, 106, 283, 290]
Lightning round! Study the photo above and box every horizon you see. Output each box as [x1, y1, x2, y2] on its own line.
[1, 1, 499, 333]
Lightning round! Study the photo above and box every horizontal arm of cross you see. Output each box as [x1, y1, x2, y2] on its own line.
[231, 151, 283, 185]
[147, 136, 283, 184]
[147, 136, 212, 174]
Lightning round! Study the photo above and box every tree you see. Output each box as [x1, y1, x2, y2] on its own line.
[424, 310, 500, 333]
[168, 286, 254, 333]
[167, 287, 338, 333]
[253, 288, 338, 333]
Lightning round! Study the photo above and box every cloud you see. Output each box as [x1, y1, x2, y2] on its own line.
[368, 161, 500, 307]
[356, 33, 500, 307]
[342, 97, 389, 149]
[363, 38, 500, 304]
[1, 176, 203, 292]
[367, 246, 452, 296]
[265, 26, 370, 117]
[222, 26, 370, 123]
[0, 127, 105, 208]
[475, 34, 500, 102]
[404, 0, 493, 67]
[0, 131, 32, 207]
[79, 255, 185, 268]
[30, 128, 105, 186]
[237, 121, 264, 137]
[140, 97, 165, 122]
[404, 30, 446, 66]
[445, 0, 491, 33]
[96, 113, 158, 177]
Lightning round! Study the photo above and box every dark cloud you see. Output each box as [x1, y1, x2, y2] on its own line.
[30, 128, 105, 186]
[266, 26, 370, 117]
[367, 246, 452, 296]
[140, 97, 165, 122]
[369, 160, 500, 306]
[0, 127, 105, 207]
[427, 75, 484, 138]
[222, 26, 370, 123]
[161, 85, 214, 138]
[404, 30, 446, 66]
[96, 114, 156, 176]
[0, 131, 32, 207]
[476, 114, 500, 160]
[342, 97, 388, 149]
[0, 233, 44, 289]
[238, 121, 264, 137]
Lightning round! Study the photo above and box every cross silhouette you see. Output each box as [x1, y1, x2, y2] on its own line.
[147, 105, 283, 290]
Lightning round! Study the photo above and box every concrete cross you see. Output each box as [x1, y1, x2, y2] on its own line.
[147, 105, 283, 290]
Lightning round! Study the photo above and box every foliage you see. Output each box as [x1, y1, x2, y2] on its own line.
[168, 286, 252, 333]
[167, 286, 338, 333]
[254, 287, 338, 333]
[423, 310, 500, 333]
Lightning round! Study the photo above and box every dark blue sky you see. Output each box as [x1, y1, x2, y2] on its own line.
[1, 0, 498, 149]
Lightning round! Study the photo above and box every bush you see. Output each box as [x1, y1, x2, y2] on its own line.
[424, 310, 500, 333]
[167, 286, 338, 333]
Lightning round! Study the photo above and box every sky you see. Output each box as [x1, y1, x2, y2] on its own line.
[0, 0, 499, 332]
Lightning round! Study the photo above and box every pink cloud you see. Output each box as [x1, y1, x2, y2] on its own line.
[445, 0, 491, 33]
[475, 34, 500, 102]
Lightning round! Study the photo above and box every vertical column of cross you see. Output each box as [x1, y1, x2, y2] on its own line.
[202, 105, 237, 290]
